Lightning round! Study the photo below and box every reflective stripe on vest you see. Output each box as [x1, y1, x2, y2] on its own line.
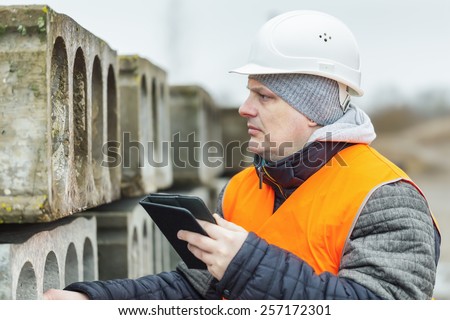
[223, 144, 436, 275]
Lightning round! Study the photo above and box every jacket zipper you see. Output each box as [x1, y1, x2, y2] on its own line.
[256, 159, 287, 199]
[263, 166, 287, 199]
[256, 158, 265, 189]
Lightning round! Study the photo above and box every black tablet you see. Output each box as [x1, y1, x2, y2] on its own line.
[139, 194, 215, 269]
[144, 193, 216, 224]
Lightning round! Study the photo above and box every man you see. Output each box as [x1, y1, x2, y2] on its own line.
[44, 10, 440, 300]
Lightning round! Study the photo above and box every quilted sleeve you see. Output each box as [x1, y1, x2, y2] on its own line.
[213, 232, 381, 299]
[338, 181, 439, 299]
[65, 270, 204, 300]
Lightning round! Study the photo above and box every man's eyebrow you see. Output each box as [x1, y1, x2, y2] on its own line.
[246, 85, 269, 93]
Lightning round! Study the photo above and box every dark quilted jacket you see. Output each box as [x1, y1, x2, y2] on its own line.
[65, 143, 440, 299]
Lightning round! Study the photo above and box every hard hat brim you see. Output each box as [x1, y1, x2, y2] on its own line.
[230, 63, 364, 97]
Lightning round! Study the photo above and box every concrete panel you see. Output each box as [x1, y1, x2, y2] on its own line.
[0, 216, 97, 300]
[209, 177, 230, 213]
[87, 198, 173, 280]
[0, 5, 120, 223]
[169, 86, 224, 186]
[119, 56, 173, 197]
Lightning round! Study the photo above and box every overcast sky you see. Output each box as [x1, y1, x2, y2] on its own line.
[3, 0, 450, 112]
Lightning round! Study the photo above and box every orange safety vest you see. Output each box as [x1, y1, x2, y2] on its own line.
[223, 144, 438, 275]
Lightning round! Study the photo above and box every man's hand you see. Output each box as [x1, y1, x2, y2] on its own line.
[177, 214, 248, 281]
[43, 289, 89, 300]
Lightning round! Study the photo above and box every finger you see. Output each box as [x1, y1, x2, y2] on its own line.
[196, 219, 226, 239]
[196, 215, 244, 234]
[186, 243, 226, 280]
[43, 289, 88, 300]
[213, 214, 246, 232]
[177, 229, 216, 252]
[186, 243, 215, 266]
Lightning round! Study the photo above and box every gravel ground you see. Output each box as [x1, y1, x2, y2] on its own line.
[371, 115, 450, 299]
[412, 172, 450, 299]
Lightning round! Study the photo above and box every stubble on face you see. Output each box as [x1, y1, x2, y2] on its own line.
[241, 79, 320, 161]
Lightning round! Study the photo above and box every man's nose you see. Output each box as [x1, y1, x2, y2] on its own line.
[238, 97, 257, 118]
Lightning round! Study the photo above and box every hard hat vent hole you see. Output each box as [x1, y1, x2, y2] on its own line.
[319, 33, 332, 42]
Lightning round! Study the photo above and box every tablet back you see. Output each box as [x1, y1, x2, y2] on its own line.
[144, 193, 216, 224]
[139, 198, 208, 269]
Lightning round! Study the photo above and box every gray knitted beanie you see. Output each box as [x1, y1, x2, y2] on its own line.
[249, 73, 344, 126]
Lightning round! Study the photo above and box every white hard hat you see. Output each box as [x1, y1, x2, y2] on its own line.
[231, 10, 363, 106]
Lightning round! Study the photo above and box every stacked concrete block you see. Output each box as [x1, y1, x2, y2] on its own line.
[0, 216, 97, 300]
[169, 86, 224, 186]
[0, 5, 121, 223]
[219, 107, 253, 176]
[119, 56, 173, 197]
[208, 177, 230, 212]
[86, 198, 173, 280]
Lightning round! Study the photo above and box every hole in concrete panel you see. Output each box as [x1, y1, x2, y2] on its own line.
[106, 66, 120, 187]
[142, 221, 148, 244]
[143, 222, 148, 238]
[140, 76, 149, 169]
[160, 82, 167, 133]
[153, 223, 163, 273]
[50, 37, 69, 210]
[151, 222, 157, 274]
[151, 79, 159, 153]
[205, 98, 213, 138]
[73, 48, 88, 195]
[83, 237, 95, 281]
[16, 261, 37, 300]
[142, 222, 151, 274]
[43, 251, 60, 292]
[156, 82, 170, 171]
[131, 227, 139, 277]
[92, 56, 103, 192]
[64, 243, 79, 287]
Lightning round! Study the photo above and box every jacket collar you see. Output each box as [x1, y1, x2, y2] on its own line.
[254, 141, 351, 200]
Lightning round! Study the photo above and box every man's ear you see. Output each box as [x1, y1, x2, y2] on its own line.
[307, 118, 319, 127]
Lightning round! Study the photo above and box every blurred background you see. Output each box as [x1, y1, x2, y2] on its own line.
[1, 0, 449, 298]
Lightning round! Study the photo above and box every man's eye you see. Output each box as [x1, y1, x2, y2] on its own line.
[259, 93, 270, 101]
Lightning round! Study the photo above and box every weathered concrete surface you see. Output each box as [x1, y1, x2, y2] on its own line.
[169, 86, 223, 186]
[0, 5, 121, 223]
[85, 198, 173, 280]
[119, 56, 173, 197]
[0, 216, 97, 299]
